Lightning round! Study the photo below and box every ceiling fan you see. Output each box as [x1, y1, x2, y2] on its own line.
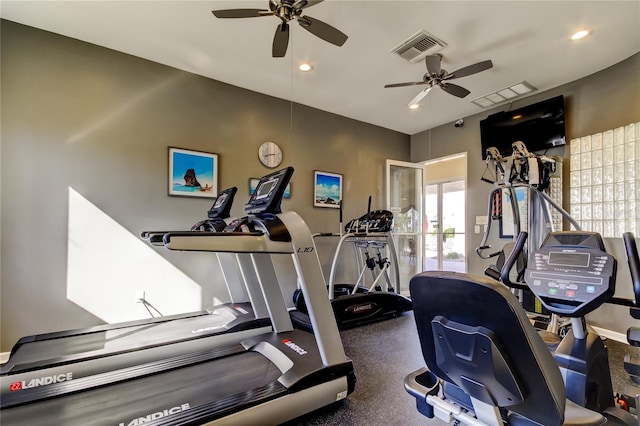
[385, 54, 493, 107]
[212, 0, 348, 58]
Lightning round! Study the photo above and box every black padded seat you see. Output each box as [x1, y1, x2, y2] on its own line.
[410, 270, 606, 426]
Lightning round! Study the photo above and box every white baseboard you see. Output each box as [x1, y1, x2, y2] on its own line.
[591, 326, 627, 344]
[1, 352, 9, 364]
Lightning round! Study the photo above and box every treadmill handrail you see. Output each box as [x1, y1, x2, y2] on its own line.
[162, 231, 293, 254]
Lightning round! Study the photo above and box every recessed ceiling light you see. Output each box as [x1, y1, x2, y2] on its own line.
[299, 63, 312, 72]
[571, 29, 591, 40]
[409, 103, 420, 110]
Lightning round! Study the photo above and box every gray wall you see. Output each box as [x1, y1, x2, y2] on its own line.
[0, 20, 410, 351]
[411, 52, 640, 336]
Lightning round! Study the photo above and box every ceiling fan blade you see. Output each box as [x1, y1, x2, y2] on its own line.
[212, 9, 270, 18]
[425, 54, 441, 75]
[440, 82, 471, 98]
[272, 22, 290, 57]
[293, 0, 324, 10]
[408, 87, 433, 107]
[384, 81, 428, 88]
[297, 15, 348, 47]
[448, 60, 494, 79]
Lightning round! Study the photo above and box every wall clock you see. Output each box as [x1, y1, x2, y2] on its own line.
[258, 141, 283, 168]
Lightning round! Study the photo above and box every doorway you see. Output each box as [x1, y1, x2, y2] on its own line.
[385, 159, 424, 295]
[386, 154, 467, 292]
[423, 153, 467, 272]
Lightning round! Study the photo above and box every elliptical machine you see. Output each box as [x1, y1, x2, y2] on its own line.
[477, 141, 576, 346]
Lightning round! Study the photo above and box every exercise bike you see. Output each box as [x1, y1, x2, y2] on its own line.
[405, 230, 637, 425]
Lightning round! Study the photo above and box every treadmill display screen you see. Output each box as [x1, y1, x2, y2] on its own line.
[207, 186, 237, 219]
[548, 251, 590, 267]
[244, 167, 294, 214]
[255, 179, 278, 200]
[213, 193, 228, 208]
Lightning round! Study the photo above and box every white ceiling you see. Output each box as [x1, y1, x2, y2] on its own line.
[2, 1, 639, 135]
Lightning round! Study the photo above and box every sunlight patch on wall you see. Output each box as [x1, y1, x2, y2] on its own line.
[67, 73, 187, 144]
[67, 187, 202, 323]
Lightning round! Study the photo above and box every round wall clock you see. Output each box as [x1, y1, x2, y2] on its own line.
[258, 141, 283, 168]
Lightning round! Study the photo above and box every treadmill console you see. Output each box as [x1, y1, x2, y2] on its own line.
[223, 167, 294, 242]
[207, 186, 237, 219]
[244, 167, 294, 215]
[345, 210, 394, 233]
[191, 186, 237, 232]
[524, 231, 616, 317]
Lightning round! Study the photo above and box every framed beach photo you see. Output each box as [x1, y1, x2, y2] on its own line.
[314, 171, 342, 208]
[168, 147, 218, 198]
[249, 178, 291, 198]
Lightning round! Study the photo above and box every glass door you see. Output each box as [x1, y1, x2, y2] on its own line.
[424, 180, 466, 272]
[385, 159, 424, 295]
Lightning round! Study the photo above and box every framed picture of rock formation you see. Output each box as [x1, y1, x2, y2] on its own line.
[168, 147, 218, 198]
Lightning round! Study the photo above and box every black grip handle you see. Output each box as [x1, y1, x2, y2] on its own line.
[339, 200, 343, 224]
[367, 196, 372, 219]
[623, 232, 640, 306]
[501, 231, 528, 290]
[484, 266, 501, 281]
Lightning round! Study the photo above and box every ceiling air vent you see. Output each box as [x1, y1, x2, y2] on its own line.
[391, 30, 447, 63]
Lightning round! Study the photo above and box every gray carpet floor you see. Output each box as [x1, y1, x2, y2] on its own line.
[283, 312, 640, 425]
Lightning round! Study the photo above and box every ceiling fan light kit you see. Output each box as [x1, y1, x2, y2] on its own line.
[212, 0, 348, 58]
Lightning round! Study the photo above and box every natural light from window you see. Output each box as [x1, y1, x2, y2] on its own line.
[67, 187, 202, 323]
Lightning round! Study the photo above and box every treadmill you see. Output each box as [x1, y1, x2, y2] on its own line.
[291, 199, 412, 330]
[1, 167, 356, 425]
[1, 186, 273, 407]
[142, 185, 273, 332]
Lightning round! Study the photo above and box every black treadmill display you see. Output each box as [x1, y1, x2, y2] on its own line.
[244, 167, 294, 215]
[547, 251, 590, 267]
[213, 193, 228, 208]
[255, 179, 278, 200]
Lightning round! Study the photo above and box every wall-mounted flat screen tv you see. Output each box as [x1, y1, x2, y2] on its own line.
[480, 95, 566, 157]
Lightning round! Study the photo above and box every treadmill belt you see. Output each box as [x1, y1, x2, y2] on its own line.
[7, 312, 236, 365]
[1, 351, 285, 425]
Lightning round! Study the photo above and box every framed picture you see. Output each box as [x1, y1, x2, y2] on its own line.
[168, 147, 218, 198]
[249, 178, 290, 199]
[500, 187, 528, 238]
[314, 171, 342, 208]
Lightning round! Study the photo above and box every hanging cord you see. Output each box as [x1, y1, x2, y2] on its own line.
[289, 34, 294, 134]
[481, 157, 496, 184]
[139, 297, 163, 318]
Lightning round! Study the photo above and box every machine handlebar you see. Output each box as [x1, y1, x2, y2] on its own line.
[500, 232, 529, 291]
[623, 232, 640, 307]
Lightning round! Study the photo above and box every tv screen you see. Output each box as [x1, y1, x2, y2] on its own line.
[480, 95, 566, 157]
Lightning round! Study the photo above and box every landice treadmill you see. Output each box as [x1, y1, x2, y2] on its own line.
[1, 167, 355, 425]
[1, 185, 272, 406]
